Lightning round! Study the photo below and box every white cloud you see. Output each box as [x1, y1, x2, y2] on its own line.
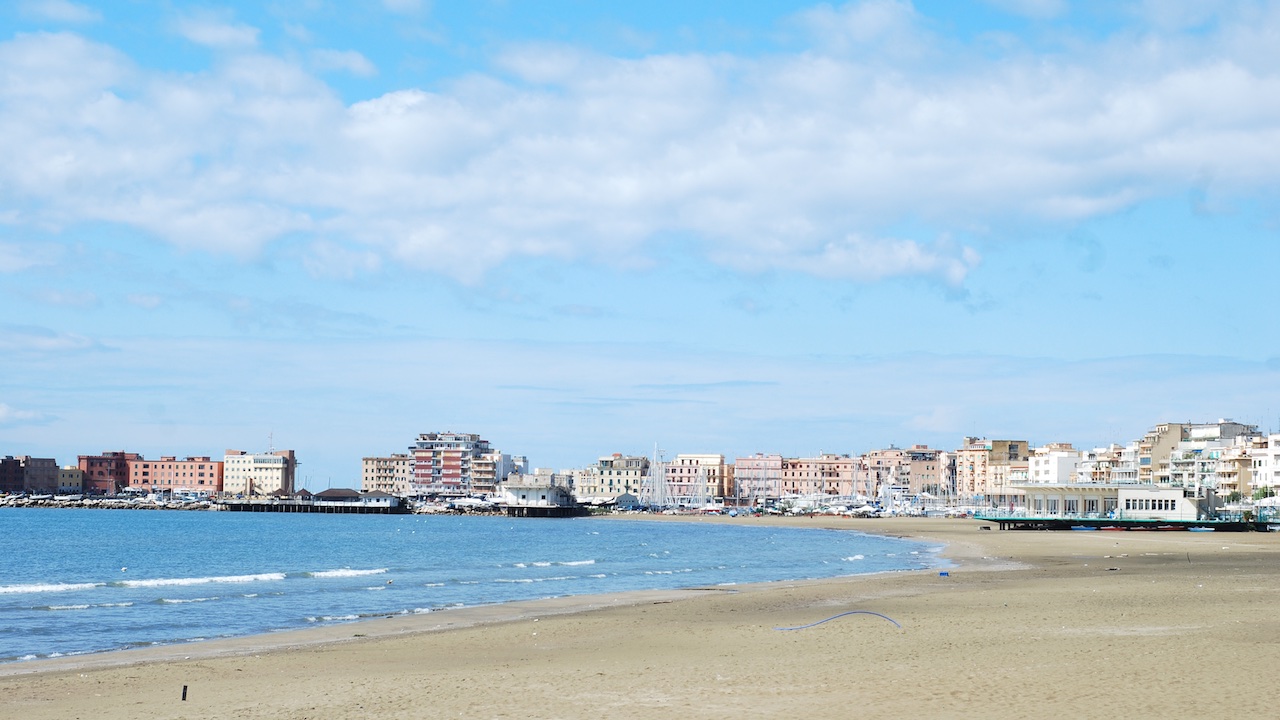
[0, 402, 51, 426]
[0, 325, 95, 352]
[3, 5, 1280, 285]
[310, 49, 378, 77]
[173, 14, 260, 49]
[0, 241, 61, 272]
[19, 0, 101, 23]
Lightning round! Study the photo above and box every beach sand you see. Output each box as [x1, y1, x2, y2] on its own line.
[4, 516, 1279, 719]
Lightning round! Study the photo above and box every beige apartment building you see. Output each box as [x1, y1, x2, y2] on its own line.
[361, 454, 414, 496]
[855, 446, 946, 497]
[953, 437, 1028, 506]
[575, 453, 650, 499]
[223, 449, 297, 496]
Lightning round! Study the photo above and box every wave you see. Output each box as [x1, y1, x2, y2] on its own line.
[559, 560, 596, 566]
[493, 575, 576, 584]
[306, 568, 388, 579]
[44, 604, 90, 611]
[0, 582, 104, 595]
[844, 555, 865, 561]
[119, 573, 285, 588]
[157, 597, 218, 604]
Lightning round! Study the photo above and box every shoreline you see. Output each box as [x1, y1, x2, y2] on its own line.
[0, 515, 951, 678]
[7, 516, 1280, 718]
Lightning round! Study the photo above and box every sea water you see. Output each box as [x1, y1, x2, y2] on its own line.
[0, 508, 942, 663]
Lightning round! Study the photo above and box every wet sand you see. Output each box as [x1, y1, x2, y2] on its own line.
[4, 516, 1279, 719]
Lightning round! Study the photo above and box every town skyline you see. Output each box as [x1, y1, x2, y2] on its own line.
[3, 1, 1279, 486]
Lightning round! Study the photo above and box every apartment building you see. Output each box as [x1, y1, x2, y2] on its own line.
[409, 432, 496, 497]
[953, 437, 1028, 506]
[665, 454, 729, 502]
[732, 453, 783, 504]
[1027, 443, 1080, 485]
[127, 456, 223, 494]
[223, 449, 297, 496]
[361, 454, 414, 496]
[78, 451, 142, 495]
[575, 453, 650, 499]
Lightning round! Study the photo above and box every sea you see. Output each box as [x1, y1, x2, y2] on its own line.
[0, 508, 943, 664]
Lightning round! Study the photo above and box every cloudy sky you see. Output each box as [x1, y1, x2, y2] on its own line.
[2, 0, 1279, 488]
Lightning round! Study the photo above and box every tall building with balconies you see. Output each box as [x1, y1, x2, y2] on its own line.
[362, 454, 414, 496]
[409, 432, 494, 497]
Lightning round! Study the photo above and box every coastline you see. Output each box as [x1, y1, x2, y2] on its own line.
[6, 516, 1280, 718]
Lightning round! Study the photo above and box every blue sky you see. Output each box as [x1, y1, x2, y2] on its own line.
[2, 0, 1279, 488]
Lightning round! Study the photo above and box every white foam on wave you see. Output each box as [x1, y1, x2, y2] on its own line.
[531, 562, 552, 567]
[844, 554, 865, 561]
[307, 568, 388, 579]
[494, 575, 575, 584]
[423, 582, 444, 587]
[305, 614, 360, 623]
[159, 596, 217, 604]
[45, 604, 91, 611]
[121, 573, 285, 588]
[559, 560, 595, 566]
[0, 582, 103, 595]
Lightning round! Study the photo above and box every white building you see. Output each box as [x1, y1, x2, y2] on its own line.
[223, 449, 297, 496]
[1250, 435, 1280, 493]
[1027, 443, 1080, 485]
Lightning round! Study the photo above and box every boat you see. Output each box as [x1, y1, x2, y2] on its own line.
[1070, 525, 1098, 531]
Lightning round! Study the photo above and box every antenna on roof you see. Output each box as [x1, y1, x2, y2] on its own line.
[268, 431, 275, 454]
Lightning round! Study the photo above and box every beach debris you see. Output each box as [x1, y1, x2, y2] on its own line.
[182, 685, 188, 701]
[774, 610, 903, 631]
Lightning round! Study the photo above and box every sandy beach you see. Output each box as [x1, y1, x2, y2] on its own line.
[4, 515, 1279, 719]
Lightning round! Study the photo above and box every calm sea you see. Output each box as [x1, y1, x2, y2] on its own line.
[0, 508, 942, 663]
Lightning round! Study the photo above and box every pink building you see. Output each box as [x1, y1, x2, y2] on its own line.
[856, 445, 947, 497]
[78, 451, 142, 495]
[780, 454, 856, 496]
[732, 453, 783, 504]
[127, 456, 224, 495]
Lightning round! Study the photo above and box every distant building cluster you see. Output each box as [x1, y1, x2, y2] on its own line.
[0, 449, 298, 498]
[361, 420, 1280, 515]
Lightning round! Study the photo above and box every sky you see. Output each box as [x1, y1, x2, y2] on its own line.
[2, 0, 1279, 489]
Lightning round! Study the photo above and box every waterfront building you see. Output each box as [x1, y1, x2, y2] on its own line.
[223, 449, 297, 497]
[409, 432, 496, 497]
[732, 453, 783, 505]
[1076, 445, 1121, 484]
[0, 455, 58, 494]
[126, 456, 223, 495]
[576, 453, 650, 499]
[779, 454, 856, 497]
[361, 454, 413, 496]
[1138, 423, 1189, 484]
[57, 465, 83, 494]
[952, 438, 1028, 507]
[1214, 441, 1253, 498]
[1027, 443, 1079, 485]
[0, 457, 22, 494]
[665, 454, 728, 504]
[855, 446, 946, 498]
[1250, 435, 1280, 494]
[78, 451, 142, 495]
